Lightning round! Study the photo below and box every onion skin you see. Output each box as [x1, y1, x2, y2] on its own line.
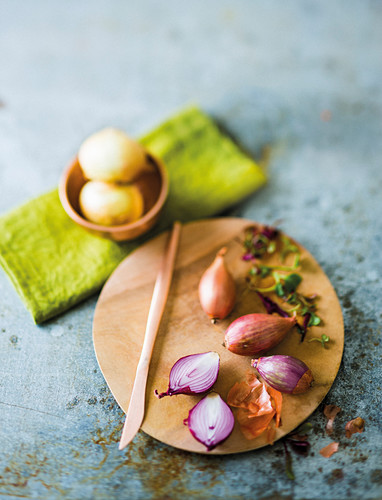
[251, 355, 314, 394]
[184, 392, 235, 451]
[198, 247, 236, 323]
[345, 417, 365, 438]
[224, 313, 296, 356]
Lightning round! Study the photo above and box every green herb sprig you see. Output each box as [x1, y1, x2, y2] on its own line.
[243, 227, 322, 340]
[308, 334, 330, 348]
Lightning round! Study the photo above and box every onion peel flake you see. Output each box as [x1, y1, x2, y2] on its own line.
[324, 404, 341, 435]
[345, 417, 365, 438]
[227, 372, 283, 442]
[246, 370, 262, 388]
[239, 410, 276, 440]
[319, 441, 339, 458]
[227, 381, 253, 408]
[267, 385, 283, 427]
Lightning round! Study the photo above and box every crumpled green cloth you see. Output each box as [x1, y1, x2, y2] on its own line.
[0, 106, 266, 323]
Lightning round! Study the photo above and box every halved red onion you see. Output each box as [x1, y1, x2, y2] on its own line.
[184, 392, 235, 451]
[155, 351, 220, 399]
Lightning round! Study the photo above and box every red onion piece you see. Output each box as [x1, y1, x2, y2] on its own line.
[155, 352, 220, 399]
[184, 392, 235, 451]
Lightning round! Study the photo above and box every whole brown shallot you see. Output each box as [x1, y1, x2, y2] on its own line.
[224, 313, 297, 356]
[198, 247, 236, 323]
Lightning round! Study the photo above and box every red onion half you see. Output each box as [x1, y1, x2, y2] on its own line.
[184, 392, 235, 451]
[155, 352, 220, 399]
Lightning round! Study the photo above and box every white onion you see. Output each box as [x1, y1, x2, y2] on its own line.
[79, 181, 144, 226]
[78, 128, 148, 183]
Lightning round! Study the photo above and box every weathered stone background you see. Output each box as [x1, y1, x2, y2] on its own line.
[0, 1, 381, 498]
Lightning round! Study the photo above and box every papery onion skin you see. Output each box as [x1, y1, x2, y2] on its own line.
[319, 441, 339, 458]
[184, 392, 235, 451]
[251, 355, 314, 394]
[155, 351, 220, 399]
[224, 313, 296, 356]
[345, 417, 365, 438]
[198, 247, 236, 323]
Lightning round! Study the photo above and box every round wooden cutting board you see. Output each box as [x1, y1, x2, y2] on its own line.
[93, 218, 344, 454]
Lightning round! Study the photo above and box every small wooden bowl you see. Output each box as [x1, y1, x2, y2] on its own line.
[59, 153, 168, 241]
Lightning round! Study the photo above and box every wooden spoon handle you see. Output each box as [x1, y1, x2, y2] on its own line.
[119, 221, 182, 450]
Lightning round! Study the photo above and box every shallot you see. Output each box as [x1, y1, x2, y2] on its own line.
[155, 351, 220, 398]
[184, 392, 235, 451]
[198, 247, 236, 322]
[224, 313, 296, 356]
[251, 355, 314, 394]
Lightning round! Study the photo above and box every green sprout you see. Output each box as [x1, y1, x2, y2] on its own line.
[308, 334, 330, 348]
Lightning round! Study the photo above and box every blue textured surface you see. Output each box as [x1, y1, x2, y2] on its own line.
[0, 1, 381, 498]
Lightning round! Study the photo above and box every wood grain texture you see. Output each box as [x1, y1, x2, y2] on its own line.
[93, 218, 344, 454]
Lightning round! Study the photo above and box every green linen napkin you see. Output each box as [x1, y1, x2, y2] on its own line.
[0, 106, 266, 324]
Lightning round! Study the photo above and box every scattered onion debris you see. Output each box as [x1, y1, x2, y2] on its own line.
[319, 441, 339, 458]
[256, 291, 290, 318]
[242, 224, 279, 260]
[227, 371, 282, 442]
[324, 404, 341, 435]
[345, 417, 365, 438]
[282, 422, 313, 480]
